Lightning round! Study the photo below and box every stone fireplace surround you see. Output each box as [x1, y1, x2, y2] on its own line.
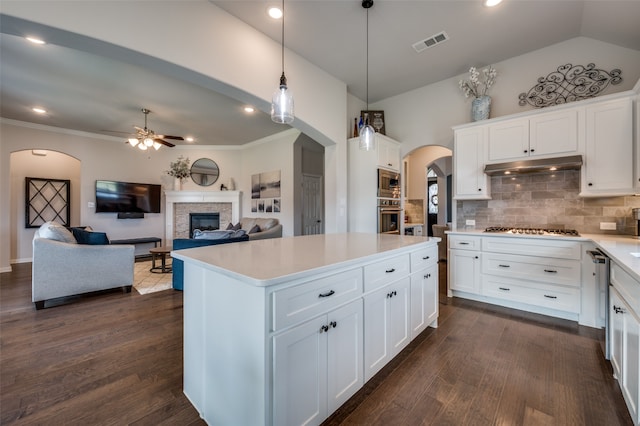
[164, 191, 241, 241]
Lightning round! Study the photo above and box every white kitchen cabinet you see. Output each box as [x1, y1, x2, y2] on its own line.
[449, 248, 481, 294]
[273, 299, 363, 426]
[487, 110, 579, 162]
[581, 97, 634, 196]
[610, 285, 640, 425]
[410, 264, 438, 339]
[453, 126, 491, 200]
[377, 136, 401, 171]
[347, 133, 402, 233]
[634, 93, 640, 190]
[364, 277, 410, 382]
[487, 118, 529, 161]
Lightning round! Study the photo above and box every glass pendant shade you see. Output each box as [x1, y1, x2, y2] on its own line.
[128, 138, 139, 148]
[153, 142, 162, 150]
[271, 82, 294, 124]
[143, 137, 154, 147]
[359, 124, 375, 151]
[138, 143, 148, 151]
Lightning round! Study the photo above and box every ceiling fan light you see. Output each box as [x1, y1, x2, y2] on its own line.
[143, 137, 154, 147]
[138, 143, 148, 151]
[128, 138, 139, 147]
[359, 125, 376, 151]
[153, 142, 162, 150]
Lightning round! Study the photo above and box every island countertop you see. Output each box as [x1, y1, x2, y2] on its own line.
[171, 232, 439, 287]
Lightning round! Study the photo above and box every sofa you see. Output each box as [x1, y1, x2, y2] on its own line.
[32, 221, 134, 309]
[171, 235, 249, 290]
[233, 217, 282, 240]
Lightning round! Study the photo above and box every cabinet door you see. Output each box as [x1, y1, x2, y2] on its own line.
[454, 127, 490, 199]
[487, 118, 529, 161]
[582, 98, 633, 195]
[273, 315, 327, 426]
[410, 264, 438, 339]
[327, 300, 364, 414]
[363, 277, 410, 382]
[623, 306, 640, 424]
[377, 138, 400, 171]
[449, 249, 481, 294]
[529, 109, 579, 157]
[388, 277, 411, 357]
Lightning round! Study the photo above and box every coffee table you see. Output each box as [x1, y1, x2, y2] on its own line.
[149, 246, 172, 273]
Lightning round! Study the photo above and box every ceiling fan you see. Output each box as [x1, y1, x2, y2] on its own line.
[125, 108, 184, 150]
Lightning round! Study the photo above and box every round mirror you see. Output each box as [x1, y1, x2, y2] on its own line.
[190, 158, 220, 187]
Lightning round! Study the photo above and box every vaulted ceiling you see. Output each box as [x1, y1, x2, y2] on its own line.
[1, 1, 639, 146]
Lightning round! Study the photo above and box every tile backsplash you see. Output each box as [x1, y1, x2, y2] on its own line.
[456, 170, 640, 235]
[404, 199, 425, 224]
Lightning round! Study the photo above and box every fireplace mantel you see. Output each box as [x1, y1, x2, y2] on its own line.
[164, 190, 241, 241]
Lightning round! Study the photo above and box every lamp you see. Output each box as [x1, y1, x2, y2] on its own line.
[360, 0, 375, 151]
[270, 0, 294, 124]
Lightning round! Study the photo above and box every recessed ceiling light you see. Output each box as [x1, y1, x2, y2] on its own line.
[185, 137, 194, 142]
[268, 6, 282, 19]
[32, 107, 47, 114]
[244, 106, 255, 113]
[484, 0, 503, 7]
[26, 36, 46, 45]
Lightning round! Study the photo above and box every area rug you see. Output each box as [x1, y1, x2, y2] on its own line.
[133, 260, 173, 295]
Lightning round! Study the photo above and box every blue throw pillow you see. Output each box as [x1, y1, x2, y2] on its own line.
[71, 227, 110, 245]
[193, 230, 234, 240]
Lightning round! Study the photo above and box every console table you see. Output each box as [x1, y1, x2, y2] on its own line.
[111, 237, 161, 259]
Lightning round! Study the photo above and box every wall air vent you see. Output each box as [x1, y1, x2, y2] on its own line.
[412, 31, 449, 53]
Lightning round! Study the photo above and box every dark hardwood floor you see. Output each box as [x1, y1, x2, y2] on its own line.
[1, 261, 632, 425]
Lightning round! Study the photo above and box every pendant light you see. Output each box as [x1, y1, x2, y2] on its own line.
[271, 0, 294, 124]
[360, 0, 375, 151]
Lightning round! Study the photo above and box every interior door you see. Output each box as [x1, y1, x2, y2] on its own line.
[302, 174, 323, 235]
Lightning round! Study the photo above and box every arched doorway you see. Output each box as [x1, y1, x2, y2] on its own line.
[9, 150, 81, 264]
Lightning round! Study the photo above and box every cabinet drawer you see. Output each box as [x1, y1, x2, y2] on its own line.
[610, 261, 640, 316]
[482, 252, 580, 287]
[483, 275, 580, 314]
[410, 245, 438, 272]
[448, 235, 482, 251]
[482, 237, 581, 260]
[272, 268, 363, 331]
[364, 254, 410, 292]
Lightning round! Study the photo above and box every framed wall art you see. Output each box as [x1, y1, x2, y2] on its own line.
[25, 177, 70, 228]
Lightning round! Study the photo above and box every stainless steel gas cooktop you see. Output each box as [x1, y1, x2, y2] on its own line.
[484, 227, 581, 237]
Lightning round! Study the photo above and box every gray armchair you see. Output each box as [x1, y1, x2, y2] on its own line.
[32, 228, 134, 309]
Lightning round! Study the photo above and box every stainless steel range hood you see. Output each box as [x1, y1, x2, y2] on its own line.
[483, 155, 583, 176]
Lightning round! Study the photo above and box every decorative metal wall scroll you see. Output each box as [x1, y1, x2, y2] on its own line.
[518, 63, 622, 108]
[26, 177, 70, 228]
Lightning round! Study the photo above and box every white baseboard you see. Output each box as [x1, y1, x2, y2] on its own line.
[12, 257, 33, 264]
[0, 266, 12, 273]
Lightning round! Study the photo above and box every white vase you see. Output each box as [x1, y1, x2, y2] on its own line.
[174, 178, 182, 191]
[471, 95, 491, 121]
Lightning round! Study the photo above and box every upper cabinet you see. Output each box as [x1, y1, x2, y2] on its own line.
[580, 97, 633, 196]
[454, 126, 491, 200]
[487, 110, 579, 162]
[377, 137, 401, 171]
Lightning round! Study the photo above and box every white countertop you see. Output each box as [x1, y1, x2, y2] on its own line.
[447, 229, 640, 281]
[172, 233, 439, 287]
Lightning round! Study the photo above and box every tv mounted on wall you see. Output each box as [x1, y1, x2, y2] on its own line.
[95, 180, 161, 216]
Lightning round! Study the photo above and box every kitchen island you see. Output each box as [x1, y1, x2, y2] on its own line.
[172, 233, 439, 426]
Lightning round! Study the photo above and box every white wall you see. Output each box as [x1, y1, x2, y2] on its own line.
[240, 129, 299, 237]
[374, 37, 640, 157]
[10, 150, 81, 262]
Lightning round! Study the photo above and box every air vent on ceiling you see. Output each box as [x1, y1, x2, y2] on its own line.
[412, 31, 449, 53]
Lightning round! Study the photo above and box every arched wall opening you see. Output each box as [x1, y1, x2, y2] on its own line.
[9, 149, 81, 263]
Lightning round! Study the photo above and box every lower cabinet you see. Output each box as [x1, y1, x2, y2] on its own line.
[410, 264, 438, 339]
[273, 299, 364, 426]
[363, 277, 411, 382]
[449, 249, 481, 294]
[610, 285, 640, 425]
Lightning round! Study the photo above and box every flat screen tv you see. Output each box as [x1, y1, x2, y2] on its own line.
[95, 180, 161, 213]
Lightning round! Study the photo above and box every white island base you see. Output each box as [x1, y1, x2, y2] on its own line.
[173, 233, 440, 426]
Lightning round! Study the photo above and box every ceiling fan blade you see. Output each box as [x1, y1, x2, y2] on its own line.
[154, 138, 175, 148]
[158, 135, 185, 140]
[101, 129, 131, 134]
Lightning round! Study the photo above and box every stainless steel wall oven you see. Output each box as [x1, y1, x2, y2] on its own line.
[378, 169, 401, 199]
[378, 199, 401, 234]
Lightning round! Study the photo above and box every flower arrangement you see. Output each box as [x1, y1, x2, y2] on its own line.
[166, 155, 191, 181]
[459, 66, 497, 99]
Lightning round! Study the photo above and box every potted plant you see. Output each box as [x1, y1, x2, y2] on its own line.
[166, 156, 190, 190]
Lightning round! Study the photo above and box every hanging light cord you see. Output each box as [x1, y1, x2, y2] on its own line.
[365, 5, 369, 111]
[281, 0, 286, 83]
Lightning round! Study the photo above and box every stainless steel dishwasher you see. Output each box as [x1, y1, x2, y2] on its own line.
[588, 249, 610, 359]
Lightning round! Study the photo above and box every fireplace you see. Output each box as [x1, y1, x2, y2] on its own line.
[190, 213, 220, 237]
